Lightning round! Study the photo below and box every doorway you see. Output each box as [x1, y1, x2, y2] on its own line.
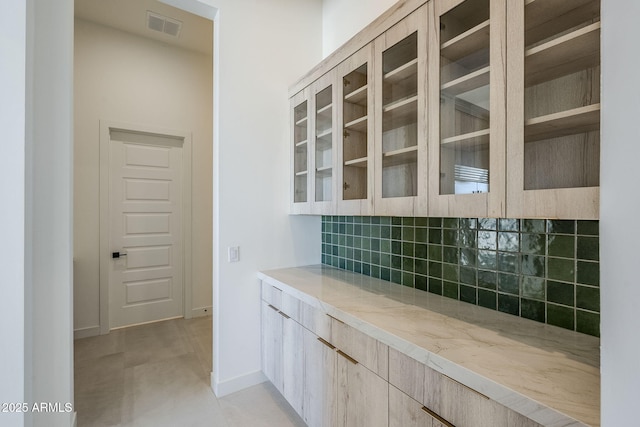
[104, 127, 191, 329]
[73, 0, 213, 337]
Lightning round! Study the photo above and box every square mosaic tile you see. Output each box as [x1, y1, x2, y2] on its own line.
[321, 216, 600, 337]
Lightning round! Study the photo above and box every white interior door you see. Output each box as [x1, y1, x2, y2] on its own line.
[109, 132, 184, 329]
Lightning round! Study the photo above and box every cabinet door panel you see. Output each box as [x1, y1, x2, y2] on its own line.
[337, 44, 375, 215]
[506, 0, 600, 219]
[282, 316, 304, 417]
[373, 4, 429, 217]
[389, 385, 442, 427]
[428, 0, 507, 218]
[261, 301, 283, 392]
[303, 328, 336, 427]
[336, 353, 388, 427]
[311, 71, 339, 215]
[290, 89, 312, 214]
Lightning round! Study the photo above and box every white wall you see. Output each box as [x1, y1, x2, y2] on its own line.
[25, 0, 75, 426]
[600, 1, 640, 424]
[209, 0, 323, 395]
[73, 19, 213, 335]
[0, 2, 27, 425]
[322, 0, 398, 57]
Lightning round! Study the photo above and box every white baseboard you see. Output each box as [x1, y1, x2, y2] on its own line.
[211, 370, 267, 398]
[74, 325, 100, 340]
[191, 306, 213, 318]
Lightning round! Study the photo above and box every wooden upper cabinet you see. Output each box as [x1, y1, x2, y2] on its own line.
[373, 5, 429, 217]
[290, 88, 312, 214]
[289, 0, 600, 219]
[428, 0, 507, 218]
[311, 71, 339, 215]
[506, 0, 600, 219]
[337, 45, 375, 215]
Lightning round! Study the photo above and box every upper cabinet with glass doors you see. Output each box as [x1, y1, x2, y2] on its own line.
[373, 5, 429, 217]
[311, 71, 338, 215]
[428, 0, 506, 218]
[288, 0, 600, 219]
[290, 88, 311, 214]
[337, 45, 375, 215]
[506, 0, 600, 219]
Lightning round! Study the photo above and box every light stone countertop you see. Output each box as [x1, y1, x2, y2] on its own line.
[258, 265, 600, 427]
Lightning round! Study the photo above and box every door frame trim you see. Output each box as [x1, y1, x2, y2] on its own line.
[99, 120, 193, 334]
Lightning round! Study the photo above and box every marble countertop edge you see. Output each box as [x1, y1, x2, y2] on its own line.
[257, 266, 598, 427]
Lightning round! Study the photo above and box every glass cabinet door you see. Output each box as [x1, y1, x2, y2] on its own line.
[428, 0, 506, 218]
[337, 45, 375, 215]
[290, 89, 311, 214]
[506, 0, 600, 219]
[311, 71, 338, 215]
[374, 5, 428, 217]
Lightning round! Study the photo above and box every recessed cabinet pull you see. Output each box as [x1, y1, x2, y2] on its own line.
[317, 337, 336, 350]
[337, 350, 358, 365]
[327, 314, 344, 324]
[421, 406, 455, 427]
[278, 311, 290, 319]
[443, 374, 490, 400]
[268, 304, 279, 312]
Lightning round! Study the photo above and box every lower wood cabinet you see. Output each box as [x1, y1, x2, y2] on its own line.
[389, 385, 448, 427]
[261, 301, 283, 392]
[388, 348, 542, 427]
[336, 348, 388, 427]
[282, 312, 304, 416]
[303, 328, 336, 427]
[262, 284, 544, 427]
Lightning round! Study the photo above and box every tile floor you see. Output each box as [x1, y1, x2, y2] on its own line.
[74, 317, 306, 426]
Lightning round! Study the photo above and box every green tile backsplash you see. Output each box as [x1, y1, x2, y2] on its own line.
[321, 216, 600, 337]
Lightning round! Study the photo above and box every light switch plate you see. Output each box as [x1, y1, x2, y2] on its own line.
[228, 246, 240, 263]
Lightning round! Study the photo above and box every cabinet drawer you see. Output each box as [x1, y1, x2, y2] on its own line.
[389, 348, 542, 427]
[280, 292, 301, 322]
[261, 281, 282, 309]
[299, 300, 332, 341]
[331, 316, 388, 380]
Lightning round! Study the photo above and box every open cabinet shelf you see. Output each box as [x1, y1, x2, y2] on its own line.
[345, 85, 368, 105]
[442, 128, 490, 146]
[525, 0, 600, 46]
[382, 95, 418, 130]
[441, 20, 490, 62]
[344, 116, 368, 133]
[441, 66, 490, 96]
[384, 58, 418, 84]
[525, 103, 600, 142]
[525, 22, 600, 86]
[383, 146, 418, 167]
[344, 156, 368, 167]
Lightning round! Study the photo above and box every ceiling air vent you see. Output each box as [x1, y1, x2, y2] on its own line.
[146, 11, 182, 38]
